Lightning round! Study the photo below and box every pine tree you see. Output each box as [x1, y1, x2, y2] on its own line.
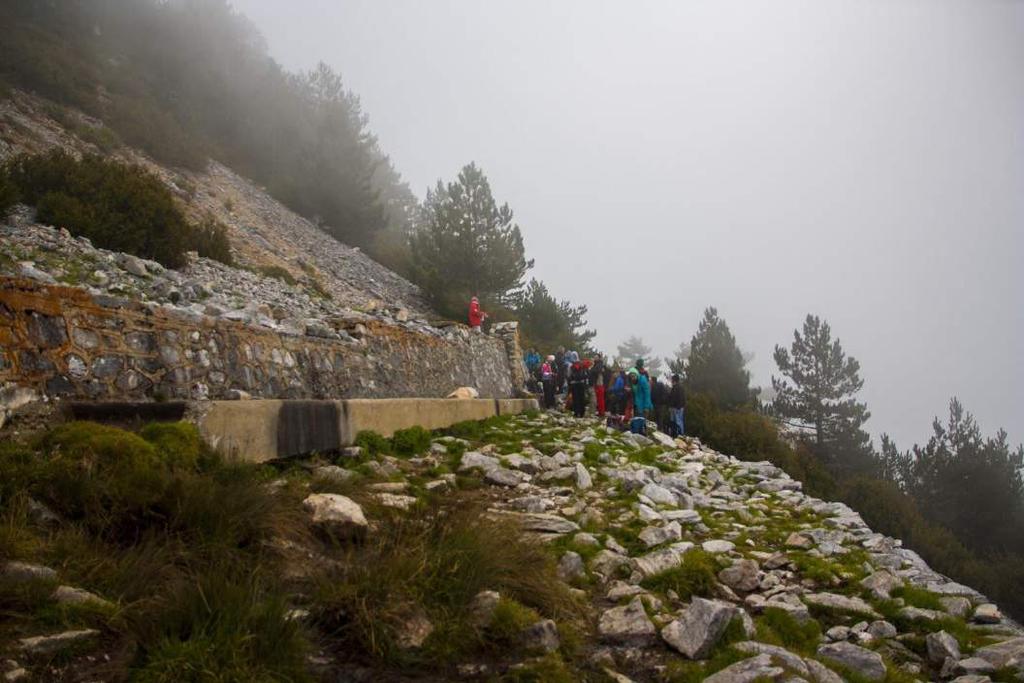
[772, 314, 872, 469]
[665, 341, 691, 376]
[513, 279, 596, 354]
[410, 163, 533, 319]
[615, 336, 661, 373]
[884, 399, 1024, 555]
[685, 307, 752, 409]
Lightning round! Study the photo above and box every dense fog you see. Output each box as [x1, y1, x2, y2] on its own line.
[233, 0, 1022, 449]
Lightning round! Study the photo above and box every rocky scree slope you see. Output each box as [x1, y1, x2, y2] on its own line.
[3, 412, 1024, 682]
[0, 90, 431, 321]
[444, 413, 1024, 682]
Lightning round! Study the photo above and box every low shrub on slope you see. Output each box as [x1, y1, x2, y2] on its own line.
[1, 151, 232, 268]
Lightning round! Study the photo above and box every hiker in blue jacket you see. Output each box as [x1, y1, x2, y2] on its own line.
[631, 365, 653, 417]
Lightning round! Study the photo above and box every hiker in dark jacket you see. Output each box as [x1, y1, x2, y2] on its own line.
[568, 361, 589, 418]
[590, 357, 608, 417]
[651, 375, 670, 433]
[668, 373, 686, 437]
[541, 356, 557, 409]
[554, 348, 566, 394]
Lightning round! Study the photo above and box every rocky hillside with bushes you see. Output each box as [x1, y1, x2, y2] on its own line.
[0, 90, 431, 321]
[2, 411, 1020, 682]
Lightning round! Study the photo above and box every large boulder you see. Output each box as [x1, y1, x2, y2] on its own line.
[598, 596, 657, 645]
[702, 539, 735, 554]
[302, 493, 368, 540]
[661, 597, 737, 659]
[803, 592, 880, 618]
[574, 462, 593, 490]
[484, 467, 523, 487]
[926, 630, 961, 665]
[639, 521, 682, 548]
[972, 603, 1002, 624]
[733, 641, 809, 677]
[805, 658, 846, 683]
[703, 654, 783, 683]
[459, 451, 501, 472]
[860, 570, 902, 600]
[641, 482, 680, 506]
[590, 549, 632, 579]
[973, 637, 1024, 669]
[718, 559, 760, 592]
[817, 642, 887, 681]
[634, 543, 693, 578]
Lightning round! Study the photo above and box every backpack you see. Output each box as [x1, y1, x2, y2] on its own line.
[630, 416, 647, 435]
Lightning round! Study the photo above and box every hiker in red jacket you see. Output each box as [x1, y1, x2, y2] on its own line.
[468, 296, 487, 331]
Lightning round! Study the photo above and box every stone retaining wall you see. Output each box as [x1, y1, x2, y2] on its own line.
[0, 278, 524, 403]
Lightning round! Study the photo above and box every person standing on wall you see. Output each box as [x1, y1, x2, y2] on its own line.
[468, 296, 487, 332]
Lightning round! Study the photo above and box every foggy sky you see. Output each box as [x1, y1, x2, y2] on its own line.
[232, 0, 1023, 449]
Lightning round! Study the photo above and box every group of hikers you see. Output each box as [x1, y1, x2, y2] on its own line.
[522, 348, 687, 438]
[464, 297, 685, 436]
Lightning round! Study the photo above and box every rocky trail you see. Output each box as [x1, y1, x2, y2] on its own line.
[3, 411, 1023, 682]
[426, 412, 1024, 682]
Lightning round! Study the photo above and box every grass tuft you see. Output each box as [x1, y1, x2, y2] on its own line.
[755, 606, 822, 655]
[391, 426, 432, 457]
[313, 500, 578, 668]
[640, 548, 719, 600]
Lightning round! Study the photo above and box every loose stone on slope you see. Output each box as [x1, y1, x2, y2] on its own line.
[972, 603, 1002, 624]
[803, 592, 881, 618]
[19, 630, 99, 656]
[702, 539, 735, 554]
[634, 544, 693, 578]
[52, 585, 114, 610]
[507, 512, 579, 535]
[1, 562, 57, 583]
[558, 551, 585, 581]
[703, 654, 783, 683]
[860, 569, 902, 600]
[972, 636, 1024, 669]
[718, 559, 761, 592]
[598, 596, 657, 645]
[817, 642, 887, 681]
[640, 482, 679, 507]
[926, 630, 961, 665]
[660, 597, 737, 659]
[484, 467, 523, 487]
[521, 619, 560, 653]
[459, 452, 500, 472]
[302, 493, 368, 540]
[732, 641, 810, 677]
[638, 521, 682, 548]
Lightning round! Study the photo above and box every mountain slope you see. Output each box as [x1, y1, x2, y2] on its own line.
[2, 413, 1021, 681]
[0, 90, 431, 319]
